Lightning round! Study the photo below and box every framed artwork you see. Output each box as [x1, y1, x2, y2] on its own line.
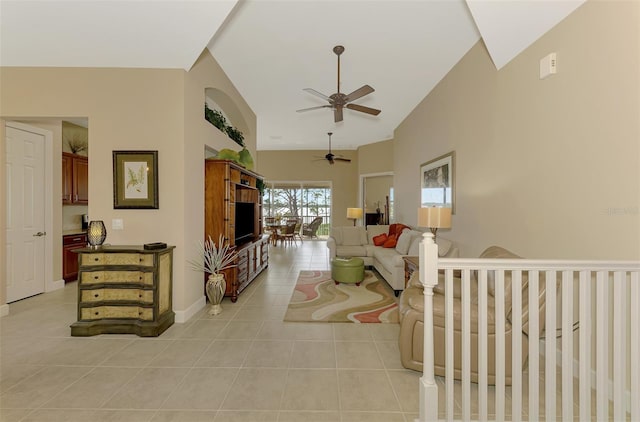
[420, 151, 455, 213]
[113, 150, 158, 209]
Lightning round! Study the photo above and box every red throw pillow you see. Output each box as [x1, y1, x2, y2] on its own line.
[383, 234, 397, 248]
[373, 233, 388, 246]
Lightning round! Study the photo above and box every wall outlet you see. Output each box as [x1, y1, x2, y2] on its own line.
[112, 219, 124, 230]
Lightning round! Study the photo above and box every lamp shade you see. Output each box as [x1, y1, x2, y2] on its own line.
[87, 220, 107, 248]
[417, 207, 451, 229]
[347, 207, 363, 219]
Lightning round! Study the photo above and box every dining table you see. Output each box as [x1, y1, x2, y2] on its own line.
[264, 223, 284, 246]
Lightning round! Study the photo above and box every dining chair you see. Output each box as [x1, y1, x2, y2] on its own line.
[276, 221, 298, 247]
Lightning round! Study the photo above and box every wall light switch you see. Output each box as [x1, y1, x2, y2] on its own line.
[112, 219, 124, 230]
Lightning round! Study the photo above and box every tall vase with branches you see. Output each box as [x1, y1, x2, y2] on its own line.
[188, 234, 238, 315]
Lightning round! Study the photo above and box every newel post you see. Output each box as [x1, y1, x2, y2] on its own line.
[418, 232, 439, 422]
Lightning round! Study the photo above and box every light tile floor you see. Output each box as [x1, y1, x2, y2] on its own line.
[0, 240, 421, 422]
[0, 240, 609, 422]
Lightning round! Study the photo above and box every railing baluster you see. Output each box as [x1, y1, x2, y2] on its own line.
[462, 268, 472, 422]
[478, 269, 488, 421]
[446, 269, 455, 421]
[545, 270, 557, 421]
[579, 270, 591, 421]
[596, 270, 608, 421]
[632, 271, 640, 421]
[511, 270, 522, 421]
[561, 270, 573, 421]
[529, 270, 540, 421]
[613, 271, 625, 421]
[495, 270, 505, 422]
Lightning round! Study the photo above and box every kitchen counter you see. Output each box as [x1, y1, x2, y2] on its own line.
[63, 228, 87, 236]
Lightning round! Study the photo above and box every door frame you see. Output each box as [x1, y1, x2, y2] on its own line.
[359, 171, 394, 224]
[5, 122, 59, 303]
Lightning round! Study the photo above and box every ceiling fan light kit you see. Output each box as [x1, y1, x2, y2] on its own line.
[297, 45, 381, 123]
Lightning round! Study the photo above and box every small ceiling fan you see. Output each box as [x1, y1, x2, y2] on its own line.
[297, 45, 381, 123]
[318, 132, 350, 165]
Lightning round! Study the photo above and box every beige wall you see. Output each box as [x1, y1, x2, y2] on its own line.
[394, 0, 639, 260]
[0, 122, 4, 305]
[357, 139, 393, 175]
[256, 149, 359, 227]
[0, 49, 256, 316]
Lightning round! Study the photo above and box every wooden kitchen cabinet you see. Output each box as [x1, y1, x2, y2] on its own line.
[63, 232, 87, 282]
[62, 152, 88, 205]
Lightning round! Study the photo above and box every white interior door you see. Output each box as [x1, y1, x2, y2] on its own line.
[5, 125, 46, 302]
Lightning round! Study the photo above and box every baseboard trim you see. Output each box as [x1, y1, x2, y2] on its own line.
[540, 339, 631, 414]
[174, 296, 205, 323]
[0, 304, 9, 317]
[46, 278, 65, 292]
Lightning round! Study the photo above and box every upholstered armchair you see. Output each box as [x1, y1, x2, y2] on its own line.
[398, 246, 550, 385]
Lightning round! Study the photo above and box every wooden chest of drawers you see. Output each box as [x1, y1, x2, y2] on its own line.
[70, 245, 175, 337]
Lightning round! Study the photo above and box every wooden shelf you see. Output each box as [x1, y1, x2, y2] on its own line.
[205, 159, 268, 302]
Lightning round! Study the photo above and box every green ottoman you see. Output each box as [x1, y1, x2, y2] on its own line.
[331, 257, 365, 286]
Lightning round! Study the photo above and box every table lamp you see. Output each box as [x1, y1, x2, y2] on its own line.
[417, 207, 451, 240]
[347, 207, 363, 226]
[87, 220, 107, 249]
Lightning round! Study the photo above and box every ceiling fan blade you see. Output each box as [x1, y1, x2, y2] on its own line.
[296, 105, 331, 113]
[345, 85, 374, 102]
[303, 88, 331, 101]
[334, 157, 351, 163]
[334, 107, 343, 122]
[346, 103, 381, 116]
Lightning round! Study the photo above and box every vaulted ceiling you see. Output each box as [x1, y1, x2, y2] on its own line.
[1, 0, 585, 150]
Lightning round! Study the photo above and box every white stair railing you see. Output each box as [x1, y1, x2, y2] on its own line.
[417, 233, 640, 422]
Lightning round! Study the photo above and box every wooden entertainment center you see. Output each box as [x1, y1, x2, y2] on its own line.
[205, 159, 269, 302]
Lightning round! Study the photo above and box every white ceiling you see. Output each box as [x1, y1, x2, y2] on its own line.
[1, 0, 584, 151]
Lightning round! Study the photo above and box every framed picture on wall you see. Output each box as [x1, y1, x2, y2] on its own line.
[420, 151, 455, 214]
[113, 150, 159, 209]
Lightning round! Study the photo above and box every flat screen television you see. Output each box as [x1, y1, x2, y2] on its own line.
[235, 202, 255, 244]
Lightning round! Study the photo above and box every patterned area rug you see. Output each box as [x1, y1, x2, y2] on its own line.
[284, 270, 399, 323]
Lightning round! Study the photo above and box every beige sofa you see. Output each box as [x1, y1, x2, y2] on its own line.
[326, 225, 458, 294]
[398, 246, 549, 385]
